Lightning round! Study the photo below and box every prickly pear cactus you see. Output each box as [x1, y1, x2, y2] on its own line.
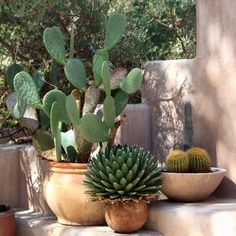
[186, 147, 211, 173]
[14, 71, 42, 108]
[166, 150, 189, 173]
[84, 145, 162, 203]
[43, 26, 66, 65]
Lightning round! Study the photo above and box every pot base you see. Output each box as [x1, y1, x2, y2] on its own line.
[105, 201, 147, 233]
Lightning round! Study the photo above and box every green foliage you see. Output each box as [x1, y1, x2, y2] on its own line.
[65, 95, 80, 126]
[186, 147, 211, 173]
[32, 129, 54, 152]
[119, 68, 142, 94]
[5, 63, 23, 91]
[166, 150, 189, 173]
[104, 13, 127, 51]
[101, 61, 111, 96]
[183, 101, 193, 151]
[114, 90, 129, 116]
[13, 71, 41, 108]
[43, 26, 66, 65]
[79, 114, 110, 143]
[103, 96, 116, 128]
[64, 59, 87, 91]
[84, 145, 162, 203]
[50, 102, 62, 162]
[42, 90, 68, 122]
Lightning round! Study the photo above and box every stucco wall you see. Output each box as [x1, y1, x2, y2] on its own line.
[142, 0, 236, 197]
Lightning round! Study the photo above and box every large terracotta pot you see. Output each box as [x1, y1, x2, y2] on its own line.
[0, 205, 15, 236]
[43, 162, 106, 225]
[161, 167, 226, 202]
[105, 201, 148, 233]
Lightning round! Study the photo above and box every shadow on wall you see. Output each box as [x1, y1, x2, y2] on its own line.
[142, 59, 193, 165]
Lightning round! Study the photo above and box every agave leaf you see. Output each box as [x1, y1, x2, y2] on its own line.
[145, 176, 162, 186]
[117, 190, 125, 195]
[134, 185, 146, 192]
[113, 182, 122, 190]
[108, 173, 116, 183]
[126, 170, 133, 182]
[120, 178, 127, 187]
[105, 188, 117, 193]
[125, 183, 133, 191]
[121, 164, 128, 176]
[116, 170, 123, 180]
[99, 170, 110, 183]
[110, 194, 120, 199]
[101, 180, 113, 188]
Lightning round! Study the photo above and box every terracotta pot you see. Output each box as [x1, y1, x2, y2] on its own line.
[105, 201, 148, 233]
[0, 206, 15, 236]
[43, 162, 106, 225]
[161, 167, 226, 202]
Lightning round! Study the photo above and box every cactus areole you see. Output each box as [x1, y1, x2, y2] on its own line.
[12, 13, 144, 163]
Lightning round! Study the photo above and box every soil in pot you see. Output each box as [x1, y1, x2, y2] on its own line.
[105, 201, 148, 233]
[0, 205, 15, 236]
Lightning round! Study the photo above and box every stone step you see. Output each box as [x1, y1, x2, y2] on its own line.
[15, 209, 161, 236]
[145, 197, 236, 236]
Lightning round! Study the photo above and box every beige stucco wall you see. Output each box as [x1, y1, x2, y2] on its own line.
[143, 0, 236, 197]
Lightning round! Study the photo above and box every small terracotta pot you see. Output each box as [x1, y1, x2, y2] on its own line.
[0, 206, 15, 236]
[161, 167, 226, 202]
[105, 201, 148, 233]
[44, 162, 106, 225]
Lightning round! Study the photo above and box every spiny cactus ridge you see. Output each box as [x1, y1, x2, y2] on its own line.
[186, 147, 211, 173]
[166, 150, 189, 173]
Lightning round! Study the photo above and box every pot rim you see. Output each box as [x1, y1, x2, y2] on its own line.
[0, 206, 15, 217]
[161, 167, 226, 175]
[49, 161, 87, 169]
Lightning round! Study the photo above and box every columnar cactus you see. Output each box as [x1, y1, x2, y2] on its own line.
[183, 101, 193, 151]
[166, 150, 189, 173]
[186, 147, 211, 173]
[12, 13, 143, 163]
[84, 145, 162, 203]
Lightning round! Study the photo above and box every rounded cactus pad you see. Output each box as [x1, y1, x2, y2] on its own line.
[166, 150, 189, 173]
[186, 147, 211, 173]
[84, 145, 162, 203]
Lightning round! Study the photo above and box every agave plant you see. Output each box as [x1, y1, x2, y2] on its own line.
[84, 145, 162, 203]
[5, 13, 143, 163]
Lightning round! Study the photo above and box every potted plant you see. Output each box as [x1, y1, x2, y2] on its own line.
[0, 205, 15, 236]
[84, 144, 162, 233]
[161, 102, 226, 202]
[11, 13, 144, 225]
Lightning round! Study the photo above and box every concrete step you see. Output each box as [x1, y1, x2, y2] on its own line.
[15, 209, 161, 236]
[145, 197, 236, 236]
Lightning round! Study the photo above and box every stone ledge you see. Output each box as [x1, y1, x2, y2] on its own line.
[15, 209, 161, 236]
[145, 197, 236, 236]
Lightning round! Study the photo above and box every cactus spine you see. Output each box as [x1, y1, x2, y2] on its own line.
[186, 147, 211, 173]
[183, 101, 193, 151]
[166, 150, 189, 173]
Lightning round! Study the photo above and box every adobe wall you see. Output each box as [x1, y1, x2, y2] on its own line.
[142, 0, 236, 197]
